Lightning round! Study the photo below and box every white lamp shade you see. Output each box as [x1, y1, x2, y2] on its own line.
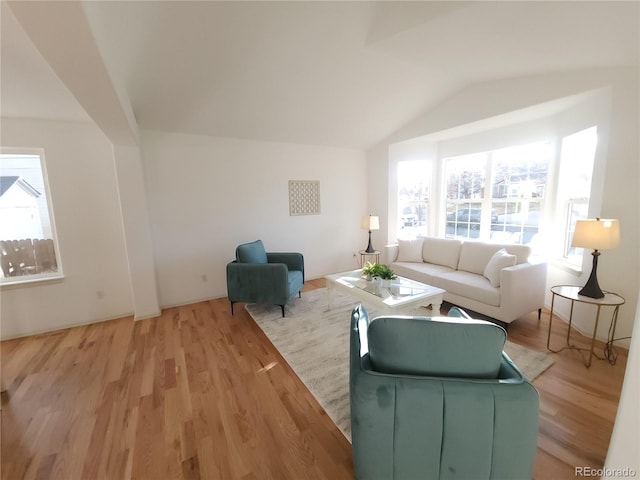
[361, 215, 380, 230]
[571, 218, 620, 250]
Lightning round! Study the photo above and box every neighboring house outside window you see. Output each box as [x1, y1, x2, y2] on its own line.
[0, 150, 62, 283]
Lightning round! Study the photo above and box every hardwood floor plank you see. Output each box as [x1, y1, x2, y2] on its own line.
[1, 279, 627, 479]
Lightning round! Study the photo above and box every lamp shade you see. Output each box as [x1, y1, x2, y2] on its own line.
[571, 218, 620, 250]
[361, 215, 380, 231]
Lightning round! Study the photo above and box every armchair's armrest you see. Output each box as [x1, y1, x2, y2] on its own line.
[382, 244, 399, 264]
[500, 261, 548, 316]
[226, 261, 290, 301]
[267, 252, 304, 281]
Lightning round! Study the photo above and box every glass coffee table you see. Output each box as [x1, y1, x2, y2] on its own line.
[325, 269, 445, 314]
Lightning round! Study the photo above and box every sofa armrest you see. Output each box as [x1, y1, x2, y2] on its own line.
[382, 244, 399, 264]
[267, 252, 305, 281]
[499, 261, 548, 319]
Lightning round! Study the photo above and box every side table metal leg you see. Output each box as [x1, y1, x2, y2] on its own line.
[585, 305, 603, 368]
[546, 293, 556, 351]
[566, 299, 575, 347]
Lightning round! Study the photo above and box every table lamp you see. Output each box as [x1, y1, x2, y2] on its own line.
[571, 218, 620, 298]
[361, 215, 380, 253]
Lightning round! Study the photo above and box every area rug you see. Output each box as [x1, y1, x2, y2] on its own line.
[246, 288, 554, 441]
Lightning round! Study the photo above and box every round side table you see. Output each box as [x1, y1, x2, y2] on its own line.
[546, 285, 625, 368]
[359, 250, 381, 268]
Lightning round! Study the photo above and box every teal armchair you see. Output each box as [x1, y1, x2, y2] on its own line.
[226, 240, 304, 317]
[350, 305, 539, 480]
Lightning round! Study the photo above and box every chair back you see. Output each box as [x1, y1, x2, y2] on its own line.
[367, 314, 506, 378]
[350, 305, 539, 480]
[236, 239, 268, 263]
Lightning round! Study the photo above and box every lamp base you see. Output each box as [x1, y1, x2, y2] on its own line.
[579, 250, 604, 299]
[364, 230, 376, 254]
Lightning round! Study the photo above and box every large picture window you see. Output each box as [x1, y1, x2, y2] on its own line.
[396, 127, 597, 264]
[0, 149, 62, 283]
[444, 142, 552, 244]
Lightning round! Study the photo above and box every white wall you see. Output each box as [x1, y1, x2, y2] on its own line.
[141, 131, 367, 308]
[112, 144, 161, 320]
[0, 122, 368, 336]
[0, 118, 134, 338]
[604, 288, 639, 478]
[367, 66, 639, 342]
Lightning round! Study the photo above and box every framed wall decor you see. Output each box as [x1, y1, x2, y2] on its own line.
[289, 180, 320, 216]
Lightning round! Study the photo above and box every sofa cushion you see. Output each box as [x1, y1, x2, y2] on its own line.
[367, 315, 506, 378]
[236, 239, 268, 264]
[457, 241, 503, 274]
[503, 244, 532, 265]
[421, 237, 463, 269]
[483, 248, 516, 287]
[396, 238, 424, 262]
[434, 271, 501, 307]
[392, 262, 455, 286]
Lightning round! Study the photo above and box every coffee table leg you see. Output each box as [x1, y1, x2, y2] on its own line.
[431, 298, 443, 314]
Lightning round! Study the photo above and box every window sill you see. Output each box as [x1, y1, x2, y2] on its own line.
[0, 273, 65, 289]
[550, 258, 583, 276]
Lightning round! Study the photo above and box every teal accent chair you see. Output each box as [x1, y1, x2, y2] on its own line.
[350, 305, 539, 480]
[226, 240, 304, 317]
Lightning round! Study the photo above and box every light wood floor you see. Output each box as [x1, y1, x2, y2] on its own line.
[1, 279, 628, 479]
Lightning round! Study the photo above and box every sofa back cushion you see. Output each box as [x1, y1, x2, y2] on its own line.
[367, 315, 506, 378]
[396, 238, 425, 262]
[236, 239, 268, 264]
[483, 248, 517, 287]
[458, 241, 530, 274]
[503, 244, 531, 264]
[421, 237, 463, 269]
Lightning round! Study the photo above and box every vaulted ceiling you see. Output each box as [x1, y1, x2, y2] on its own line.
[2, 1, 638, 149]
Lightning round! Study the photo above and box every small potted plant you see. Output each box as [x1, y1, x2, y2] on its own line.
[362, 262, 397, 285]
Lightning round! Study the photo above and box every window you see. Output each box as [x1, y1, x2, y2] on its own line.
[444, 142, 552, 244]
[565, 198, 589, 261]
[557, 127, 597, 266]
[398, 161, 430, 239]
[0, 150, 62, 283]
[445, 153, 487, 239]
[396, 126, 597, 261]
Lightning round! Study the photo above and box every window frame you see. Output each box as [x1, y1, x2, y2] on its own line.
[0, 147, 64, 286]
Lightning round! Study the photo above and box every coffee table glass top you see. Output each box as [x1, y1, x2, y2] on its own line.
[325, 269, 442, 308]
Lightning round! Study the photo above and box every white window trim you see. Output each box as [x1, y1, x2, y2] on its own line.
[0, 147, 64, 286]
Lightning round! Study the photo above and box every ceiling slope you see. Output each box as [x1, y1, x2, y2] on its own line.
[2, 1, 639, 149]
[5, 0, 138, 145]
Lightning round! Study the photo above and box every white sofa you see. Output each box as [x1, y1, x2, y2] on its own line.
[384, 236, 547, 325]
